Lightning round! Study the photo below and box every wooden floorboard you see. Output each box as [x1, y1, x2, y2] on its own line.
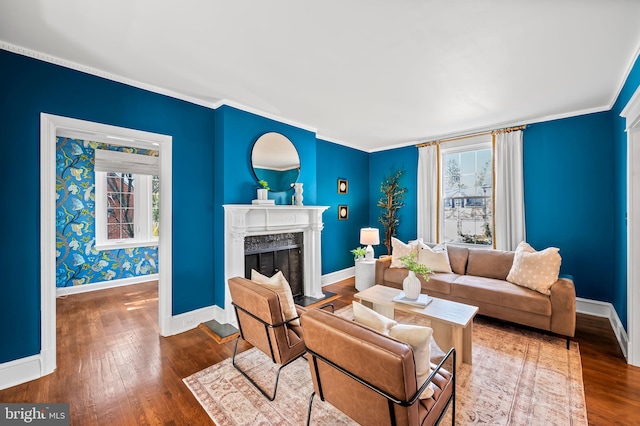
[1, 278, 639, 425]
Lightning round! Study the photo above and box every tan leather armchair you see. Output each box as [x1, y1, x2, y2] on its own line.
[228, 276, 307, 400]
[301, 308, 455, 426]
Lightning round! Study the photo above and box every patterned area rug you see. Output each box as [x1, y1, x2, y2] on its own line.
[184, 307, 587, 425]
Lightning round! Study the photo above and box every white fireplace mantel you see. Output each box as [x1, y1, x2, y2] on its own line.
[222, 204, 330, 325]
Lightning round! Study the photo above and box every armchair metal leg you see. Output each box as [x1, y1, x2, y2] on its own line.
[232, 335, 289, 401]
[306, 391, 316, 426]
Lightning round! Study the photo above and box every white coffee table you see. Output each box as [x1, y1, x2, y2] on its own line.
[354, 285, 479, 367]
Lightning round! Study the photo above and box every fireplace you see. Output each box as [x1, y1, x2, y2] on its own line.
[223, 204, 329, 325]
[244, 232, 304, 297]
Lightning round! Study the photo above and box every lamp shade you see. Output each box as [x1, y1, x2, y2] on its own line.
[360, 228, 380, 246]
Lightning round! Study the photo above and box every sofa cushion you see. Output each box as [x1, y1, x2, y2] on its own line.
[466, 249, 514, 280]
[390, 237, 419, 268]
[506, 242, 561, 296]
[445, 245, 469, 275]
[417, 243, 453, 273]
[451, 275, 552, 316]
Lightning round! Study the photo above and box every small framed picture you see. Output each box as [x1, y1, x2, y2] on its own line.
[338, 179, 348, 194]
[338, 205, 349, 220]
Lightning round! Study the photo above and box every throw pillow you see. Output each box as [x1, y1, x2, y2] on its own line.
[251, 269, 300, 326]
[417, 242, 453, 273]
[352, 301, 397, 334]
[506, 242, 562, 295]
[390, 237, 419, 268]
[389, 323, 435, 399]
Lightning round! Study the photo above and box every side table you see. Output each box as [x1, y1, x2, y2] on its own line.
[355, 258, 376, 291]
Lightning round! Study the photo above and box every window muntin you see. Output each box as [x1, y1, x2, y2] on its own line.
[440, 143, 493, 246]
[96, 172, 158, 250]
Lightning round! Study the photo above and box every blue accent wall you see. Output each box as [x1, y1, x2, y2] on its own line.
[523, 112, 615, 303]
[0, 49, 216, 364]
[369, 146, 419, 257]
[316, 139, 370, 274]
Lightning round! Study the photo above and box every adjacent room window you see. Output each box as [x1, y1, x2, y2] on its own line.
[440, 141, 493, 246]
[95, 171, 159, 249]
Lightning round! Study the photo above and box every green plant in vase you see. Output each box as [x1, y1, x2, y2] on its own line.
[258, 180, 270, 190]
[350, 246, 367, 262]
[398, 252, 433, 281]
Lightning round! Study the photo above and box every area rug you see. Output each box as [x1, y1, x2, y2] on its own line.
[184, 307, 587, 425]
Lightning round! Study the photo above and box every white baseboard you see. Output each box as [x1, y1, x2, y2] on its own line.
[166, 305, 218, 336]
[321, 266, 355, 286]
[56, 274, 159, 297]
[0, 354, 42, 391]
[576, 297, 628, 359]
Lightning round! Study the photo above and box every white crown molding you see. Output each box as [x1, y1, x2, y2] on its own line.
[0, 39, 629, 154]
[610, 43, 640, 109]
[0, 41, 218, 110]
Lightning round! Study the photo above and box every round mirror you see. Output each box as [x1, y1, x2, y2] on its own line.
[251, 132, 300, 192]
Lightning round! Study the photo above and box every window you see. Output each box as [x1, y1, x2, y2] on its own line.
[440, 141, 493, 246]
[95, 171, 159, 250]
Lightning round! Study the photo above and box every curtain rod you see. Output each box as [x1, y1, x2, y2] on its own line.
[416, 125, 526, 148]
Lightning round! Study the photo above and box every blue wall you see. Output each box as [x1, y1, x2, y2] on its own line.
[369, 146, 419, 257]
[0, 50, 216, 364]
[316, 139, 370, 273]
[523, 112, 615, 303]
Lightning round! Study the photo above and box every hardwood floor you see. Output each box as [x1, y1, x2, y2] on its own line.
[1, 279, 639, 425]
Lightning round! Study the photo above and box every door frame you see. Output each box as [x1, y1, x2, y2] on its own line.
[622, 85, 640, 367]
[40, 113, 173, 376]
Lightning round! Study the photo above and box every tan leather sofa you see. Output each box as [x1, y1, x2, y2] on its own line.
[375, 245, 576, 339]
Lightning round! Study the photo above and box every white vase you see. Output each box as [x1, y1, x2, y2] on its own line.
[294, 183, 304, 206]
[257, 188, 268, 200]
[403, 270, 421, 300]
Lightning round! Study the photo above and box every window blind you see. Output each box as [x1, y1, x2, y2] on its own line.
[94, 149, 159, 175]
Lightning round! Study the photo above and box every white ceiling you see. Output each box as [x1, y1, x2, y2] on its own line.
[1, 0, 640, 152]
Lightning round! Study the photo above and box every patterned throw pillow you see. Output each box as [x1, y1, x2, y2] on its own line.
[417, 242, 453, 273]
[506, 242, 561, 295]
[251, 270, 300, 326]
[390, 237, 419, 268]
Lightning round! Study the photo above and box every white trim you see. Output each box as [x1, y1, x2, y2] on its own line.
[166, 305, 218, 336]
[610, 44, 640, 109]
[1, 42, 215, 110]
[38, 114, 173, 389]
[576, 297, 628, 359]
[215, 99, 317, 134]
[55, 275, 159, 297]
[321, 266, 355, 287]
[0, 355, 42, 391]
[622, 84, 640, 367]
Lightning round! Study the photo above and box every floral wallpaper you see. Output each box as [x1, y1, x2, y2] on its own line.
[56, 137, 159, 288]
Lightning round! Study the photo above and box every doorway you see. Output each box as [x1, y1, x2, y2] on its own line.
[40, 114, 173, 376]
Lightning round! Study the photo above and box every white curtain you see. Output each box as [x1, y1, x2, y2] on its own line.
[494, 130, 526, 250]
[417, 144, 438, 243]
